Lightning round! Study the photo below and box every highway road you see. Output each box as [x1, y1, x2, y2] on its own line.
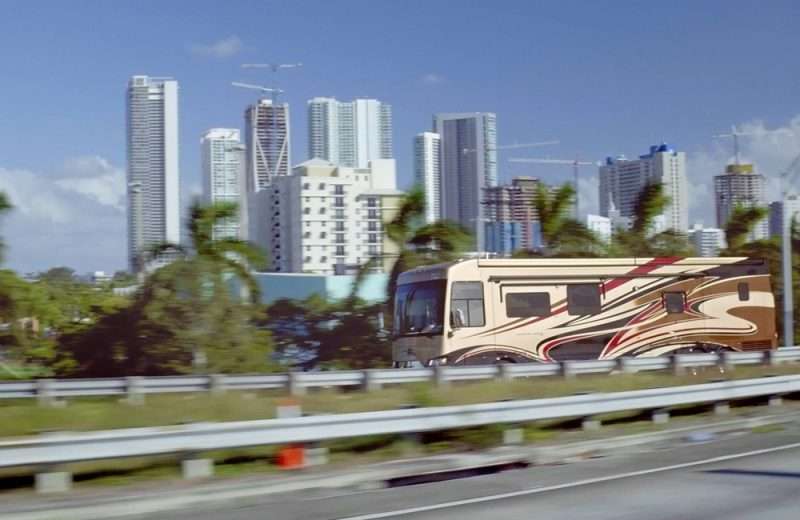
[140, 427, 800, 520]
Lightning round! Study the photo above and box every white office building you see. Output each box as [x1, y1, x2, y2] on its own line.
[769, 195, 800, 238]
[414, 132, 441, 223]
[688, 224, 726, 257]
[598, 143, 688, 233]
[308, 97, 392, 168]
[126, 75, 180, 272]
[245, 98, 290, 193]
[434, 112, 497, 250]
[249, 159, 401, 274]
[201, 129, 246, 239]
[714, 163, 768, 241]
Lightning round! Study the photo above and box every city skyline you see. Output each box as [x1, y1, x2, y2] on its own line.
[1, 1, 799, 272]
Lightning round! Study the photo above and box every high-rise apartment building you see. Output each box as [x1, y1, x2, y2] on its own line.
[598, 143, 688, 233]
[414, 132, 441, 223]
[769, 196, 800, 238]
[245, 98, 290, 193]
[434, 112, 497, 250]
[249, 159, 401, 274]
[714, 163, 768, 241]
[201, 129, 245, 239]
[126, 75, 180, 272]
[308, 97, 392, 168]
[483, 177, 541, 254]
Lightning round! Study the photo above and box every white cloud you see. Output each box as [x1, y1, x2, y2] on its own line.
[686, 115, 800, 227]
[0, 157, 126, 272]
[56, 155, 125, 211]
[189, 35, 243, 58]
[419, 73, 445, 85]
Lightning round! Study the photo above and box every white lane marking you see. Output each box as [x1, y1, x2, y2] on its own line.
[339, 441, 800, 519]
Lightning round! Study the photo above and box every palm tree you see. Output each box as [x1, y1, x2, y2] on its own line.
[610, 182, 693, 257]
[146, 201, 265, 304]
[528, 182, 601, 256]
[384, 186, 472, 311]
[0, 191, 12, 264]
[723, 204, 769, 254]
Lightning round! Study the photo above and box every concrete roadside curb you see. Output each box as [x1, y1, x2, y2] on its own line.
[2, 411, 799, 520]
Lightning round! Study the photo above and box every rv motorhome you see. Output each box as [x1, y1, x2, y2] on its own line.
[392, 257, 777, 367]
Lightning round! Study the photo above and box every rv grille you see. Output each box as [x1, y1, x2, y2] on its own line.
[740, 341, 772, 351]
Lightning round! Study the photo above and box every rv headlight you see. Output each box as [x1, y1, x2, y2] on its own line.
[426, 356, 448, 367]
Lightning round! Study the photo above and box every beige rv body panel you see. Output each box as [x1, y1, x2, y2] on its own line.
[392, 257, 777, 365]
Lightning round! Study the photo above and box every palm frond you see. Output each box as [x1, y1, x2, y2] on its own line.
[386, 186, 425, 244]
[409, 221, 472, 254]
[724, 204, 769, 252]
[632, 182, 669, 234]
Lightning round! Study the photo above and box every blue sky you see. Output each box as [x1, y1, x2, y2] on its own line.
[1, 0, 799, 272]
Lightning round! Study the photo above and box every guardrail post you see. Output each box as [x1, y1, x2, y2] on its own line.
[768, 394, 783, 407]
[35, 469, 71, 494]
[718, 352, 735, 372]
[36, 379, 56, 407]
[713, 401, 730, 416]
[615, 357, 637, 374]
[503, 427, 524, 445]
[581, 417, 601, 431]
[125, 376, 145, 406]
[181, 456, 214, 479]
[287, 372, 306, 396]
[433, 366, 449, 387]
[304, 445, 330, 467]
[670, 355, 685, 376]
[765, 350, 781, 366]
[560, 361, 576, 379]
[362, 370, 382, 392]
[209, 374, 226, 396]
[498, 363, 515, 381]
[651, 409, 670, 425]
[276, 399, 302, 418]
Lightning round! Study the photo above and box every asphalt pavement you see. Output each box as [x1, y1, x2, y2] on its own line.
[133, 426, 800, 520]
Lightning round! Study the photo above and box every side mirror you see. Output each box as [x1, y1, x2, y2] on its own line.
[451, 308, 466, 329]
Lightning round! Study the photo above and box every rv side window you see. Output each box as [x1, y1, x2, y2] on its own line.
[663, 292, 686, 314]
[450, 282, 485, 327]
[738, 283, 750, 301]
[506, 292, 550, 318]
[567, 284, 601, 315]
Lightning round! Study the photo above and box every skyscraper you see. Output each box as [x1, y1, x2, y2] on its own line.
[201, 129, 245, 239]
[308, 97, 392, 168]
[598, 143, 688, 233]
[434, 112, 497, 250]
[769, 196, 800, 239]
[245, 98, 290, 193]
[413, 132, 441, 223]
[714, 163, 768, 241]
[126, 75, 180, 272]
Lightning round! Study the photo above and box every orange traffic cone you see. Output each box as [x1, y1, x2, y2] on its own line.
[276, 444, 305, 469]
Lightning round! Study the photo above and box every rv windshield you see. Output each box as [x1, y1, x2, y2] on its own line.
[394, 280, 446, 336]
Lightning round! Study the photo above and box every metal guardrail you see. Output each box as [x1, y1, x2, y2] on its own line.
[2, 374, 799, 471]
[1, 348, 799, 404]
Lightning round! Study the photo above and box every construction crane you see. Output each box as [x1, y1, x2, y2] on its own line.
[713, 125, 794, 165]
[462, 140, 559, 155]
[508, 157, 600, 219]
[241, 62, 303, 72]
[231, 82, 285, 104]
